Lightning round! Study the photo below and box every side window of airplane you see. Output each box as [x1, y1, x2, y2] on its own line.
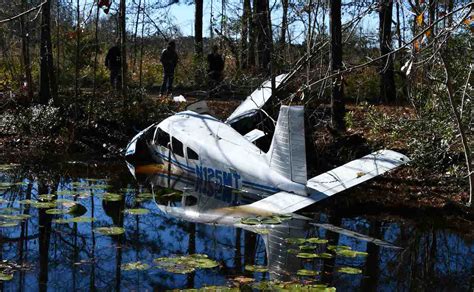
[172, 137, 184, 157]
[187, 147, 199, 160]
[155, 128, 170, 148]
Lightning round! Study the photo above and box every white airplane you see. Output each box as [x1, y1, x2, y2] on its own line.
[125, 74, 409, 214]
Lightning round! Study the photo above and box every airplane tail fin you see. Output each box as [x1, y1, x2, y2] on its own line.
[266, 106, 307, 184]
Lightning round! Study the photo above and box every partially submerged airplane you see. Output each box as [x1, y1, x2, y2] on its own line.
[125, 74, 409, 214]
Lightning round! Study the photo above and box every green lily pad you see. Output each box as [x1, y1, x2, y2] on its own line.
[0, 207, 21, 213]
[154, 254, 219, 274]
[286, 238, 307, 245]
[46, 208, 70, 215]
[0, 272, 13, 281]
[103, 193, 122, 202]
[124, 208, 149, 215]
[121, 261, 150, 271]
[244, 265, 268, 272]
[299, 244, 318, 251]
[70, 216, 95, 223]
[89, 184, 112, 190]
[296, 253, 319, 259]
[307, 238, 328, 244]
[30, 202, 56, 209]
[18, 199, 35, 205]
[56, 190, 76, 196]
[0, 221, 19, 227]
[260, 216, 282, 225]
[318, 253, 333, 259]
[137, 192, 154, 199]
[0, 214, 31, 220]
[297, 269, 319, 276]
[94, 226, 125, 235]
[327, 245, 351, 251]
[338, 266, 363, 274]
[38, 194, 55, 201]
[15, 182, 28, 186]
[240, 217, 260, 225]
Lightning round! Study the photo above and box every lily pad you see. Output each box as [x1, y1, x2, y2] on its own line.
[240, 217, 260, 225]
[0, 207, 21, 213]
[121, 261, 150, 271]
[0, 221, 19, 227]
[38, 194, 55, 201]
[30, 202, 56, 209]
[338, 266, 363, 274]
[0, 214, 31, 220]
[244, 265, 268, 272]
[154, 254, 219, 274]
[70, 216, 95, 223]
[18, 199, 35, 205]
[56, 190, 76, 196]
[307, 238, 328, 244]
[297, 269, 319, 276]
[124, 208, 149, 215]
[260, 216, 282, 225]
[0, 272, 13, 281]
[296, 253, 319, 259]
[286, 238, 307, 245]
[103, 193, 122, 202]
[46, 208, 70, 215]
[327, 245, 351, 251]
[94, 226, 125, 235]
[318, 253, 334, 259]
[299, 244, 318, 251]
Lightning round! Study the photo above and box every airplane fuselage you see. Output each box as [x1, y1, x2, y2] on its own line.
[139, 111, 307, 196]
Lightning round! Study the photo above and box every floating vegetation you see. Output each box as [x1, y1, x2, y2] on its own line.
[241, 214, 291, 226]
[0, 207, 21, 214]
[286, 238, 308, 245]
[56, 190, 76, 196]
[306, 238, 329, 244]
[318, 253, 333, 259]
[251, 281, 335, 291]
[0, 214, 31, 220]
[94, 226, 125, 235]
[0, 272, 13, 281]
[327, 245, 351, 251]
[30, 201, 56, 209]
[77, 192, 91, 199]
[244, 265, 268, 273]
[103, 193, 122, 202]
[124, 208, 149, 215]
[45, 209, 70, 215]
[327, 245, 368, 257]
[18, 199, 35, 205]
[121, 261, 150, 271]
[137, 192, 153, 199]
[88, 184, 112, 190]
[38, 194, 55, 201]
[154, 254, 219, 274]
[0, 221, 19, 228]
[338, 266, 363, 274]
[53, 217, 95, 224]
[15, 182, 28, 187]
[299, 244, 318, 251]
[0, 182, 14, 189]
[297, 269, 319, 276]
[296, 253, 319, 259]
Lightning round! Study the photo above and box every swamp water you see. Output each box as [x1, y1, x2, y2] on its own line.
[0, 160, 473, 291]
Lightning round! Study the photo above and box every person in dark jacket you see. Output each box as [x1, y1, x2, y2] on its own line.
[207, 45, 224, 86]
[160, 41, 179, 95]
[105, 45, 121, 89]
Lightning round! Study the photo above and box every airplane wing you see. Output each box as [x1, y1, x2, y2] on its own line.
[225, 73, 288, 124]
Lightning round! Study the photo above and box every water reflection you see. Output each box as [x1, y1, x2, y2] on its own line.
[0, 162, 472, 291]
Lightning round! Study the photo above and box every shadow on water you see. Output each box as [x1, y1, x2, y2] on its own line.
[0, 160, 473, 290]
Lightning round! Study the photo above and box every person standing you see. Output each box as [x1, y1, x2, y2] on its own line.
[105, 45, 121, 89]
[160, 41, 179, 96]
[207, 45, 224, 92]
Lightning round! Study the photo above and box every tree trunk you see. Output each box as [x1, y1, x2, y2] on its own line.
[330, 0, 345, 131]
[240, 0, 250, 69]
[20, 0, 33, 102]
[248, 0, 256, 68]
[194, 0, 203, 57]
[119, 0, 127, 96]
[74, 0, 80, 100]
[379, 0, 396, 103]
[39, 0, 57, 104]
[279, 0, 288, 46]
[254, 0, 272, 73]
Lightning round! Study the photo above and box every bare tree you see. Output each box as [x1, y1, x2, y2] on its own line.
[379, 0, 396, 103]
[39, 0, 57, 104]
[330, 0, 345, 131]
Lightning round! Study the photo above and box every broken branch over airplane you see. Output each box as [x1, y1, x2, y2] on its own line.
[125, 74, 409, 214]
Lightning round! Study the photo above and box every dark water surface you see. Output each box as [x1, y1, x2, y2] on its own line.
[0, 160, 473, 291]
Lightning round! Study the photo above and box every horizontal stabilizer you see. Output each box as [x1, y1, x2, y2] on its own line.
[306, 149, 408, 196]
[247, 191, 324, 214]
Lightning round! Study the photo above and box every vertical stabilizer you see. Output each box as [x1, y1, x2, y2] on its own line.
[267, 106, 307, 184]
